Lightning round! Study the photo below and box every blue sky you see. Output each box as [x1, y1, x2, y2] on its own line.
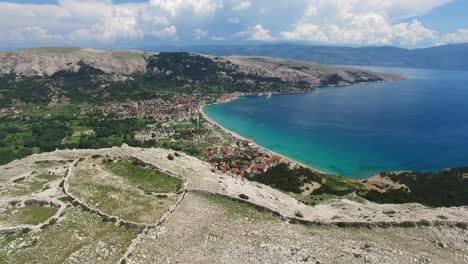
[0, 0, 467, 49]
[415, 0, 468, 33]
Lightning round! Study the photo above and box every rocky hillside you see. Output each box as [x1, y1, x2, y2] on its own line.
[0, 47, 403, 106]
[0, 47, 147, 77]
[0, 147, 467, 263]
[0, 48, 398, 87]
[145, 52, 401, 87]
[0, 48, 402, 106]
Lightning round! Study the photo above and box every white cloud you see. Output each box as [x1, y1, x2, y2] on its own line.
[237, 24, 273, 41]
[280, 0, 445, 47]
[443, 29, 468, 43]
[69, 7, 143, 42]
[149, 25, 178, 40]
[5, 26, 64, 43]
[194, 28, 208, 40]
[0, 0, 465, 47]
[148, 0, 222, 17]
[140, 14, 169, 26]
[392, 20, 437, 46]
[282, 18, 438, 47]
[57, 0, 113, 21]
[281, 24, 328, 43]
[232, 0, 251, 11]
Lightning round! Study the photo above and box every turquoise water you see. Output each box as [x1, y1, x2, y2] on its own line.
[203, 67, 468, 179]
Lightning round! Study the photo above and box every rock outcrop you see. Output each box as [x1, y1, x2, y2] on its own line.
[0, 47, 147, 77]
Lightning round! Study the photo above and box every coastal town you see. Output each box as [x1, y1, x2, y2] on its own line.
[99, 94, 213, 121]
[203, 138, 295, 176]
[0, 92, 301, 177]
[98, 92, 299, 177]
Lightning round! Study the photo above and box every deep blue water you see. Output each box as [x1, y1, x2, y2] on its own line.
[203, 67, 468, 179]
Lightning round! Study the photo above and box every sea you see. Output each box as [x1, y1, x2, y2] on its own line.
[203, 66, 468, 179]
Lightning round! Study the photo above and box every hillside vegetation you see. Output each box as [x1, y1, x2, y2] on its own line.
[251, 164, 468, 207]
[0, 48, 401, 107]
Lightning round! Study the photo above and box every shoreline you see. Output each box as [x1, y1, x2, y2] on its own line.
[200, 94, 327, 175]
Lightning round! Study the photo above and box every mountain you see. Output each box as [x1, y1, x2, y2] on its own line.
[0, 47, 147, 77]
[0, 47, 400, 106]
[148, 43, 468, 70]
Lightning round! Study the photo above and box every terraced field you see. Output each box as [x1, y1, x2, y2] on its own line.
[68, 158, 183, 223]
[0, 147, 467, 263]
[0, 204, 58, 227]
[0, 151, 186, 263]
[0, 207, 138, 263]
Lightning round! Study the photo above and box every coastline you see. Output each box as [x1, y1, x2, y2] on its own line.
[200, 94, 327, 175]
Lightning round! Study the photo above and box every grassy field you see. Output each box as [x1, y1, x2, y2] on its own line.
[173, 123, 195, 129]
[1, 179, 45, 198]
[202, 193, 277, 221]
[22, 104, 87, 118]
[0, 207, 139, 263]
[0, 205, 57, 227]
[36, 173, 62, 182]
[78, 180, 179, 223]
[68, 159, 181, 223]
[104, 161, 183, 193]
[61, 136, 81, 145]
[1, 172, 62, 198]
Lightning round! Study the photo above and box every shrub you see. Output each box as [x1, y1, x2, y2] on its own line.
[251, 163, 302, 193]
[239, 194, 249, 200]
[294, 211, 304, 218]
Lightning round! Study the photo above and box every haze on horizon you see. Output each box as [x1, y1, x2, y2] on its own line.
[0, 0, 468, 50]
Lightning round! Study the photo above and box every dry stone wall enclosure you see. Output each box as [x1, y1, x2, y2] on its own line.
[0, 146, 467, 263]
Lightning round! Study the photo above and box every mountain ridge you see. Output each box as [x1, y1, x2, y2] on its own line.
[0, 47, 400, 82]
[146, 43, 468, 70]
[0, 47, 401, 106]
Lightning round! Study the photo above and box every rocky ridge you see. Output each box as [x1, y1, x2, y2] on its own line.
[0, 47, 401, 86]
[1, 147, 467, 263]
[0, 47, 147, 77]
[2, 146, 466, 227]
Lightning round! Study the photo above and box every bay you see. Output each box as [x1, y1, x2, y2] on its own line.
[203, 67, 468, 178]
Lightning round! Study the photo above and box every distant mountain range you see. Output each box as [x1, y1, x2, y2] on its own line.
[0, 48, 399, 107]
[145, 43, 468, 71]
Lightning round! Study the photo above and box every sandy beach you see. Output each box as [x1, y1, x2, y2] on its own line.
[200, 97, 327, 174]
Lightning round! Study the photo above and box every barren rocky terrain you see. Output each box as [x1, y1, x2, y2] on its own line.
[0, 47, 400, 86]
[1, 146, 467, 263]
[224, 55, 401, 85]
[0, 47, 147, 77]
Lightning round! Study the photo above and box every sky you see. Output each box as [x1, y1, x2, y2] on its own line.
[0, 0, 467, 49]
